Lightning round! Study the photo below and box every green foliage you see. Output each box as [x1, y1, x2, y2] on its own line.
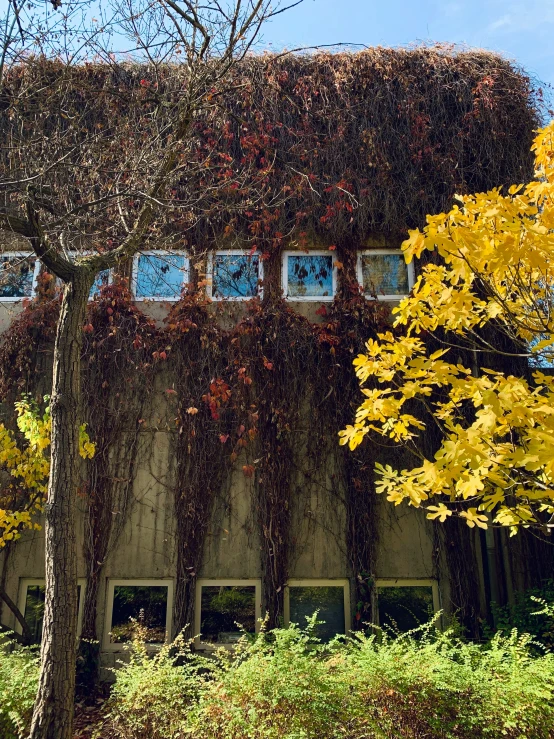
[108, 616, 554, 739]
[0, 638, 39, 739]
[485, 580, 554, 650]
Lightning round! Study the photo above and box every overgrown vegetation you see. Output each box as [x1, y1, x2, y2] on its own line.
[0, 638, 39, 739]
[104, 616, 554, 739]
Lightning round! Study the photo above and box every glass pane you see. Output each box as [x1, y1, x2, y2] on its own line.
[90, 270, 110, 298]
[200, 585, 256, 644]
[0, 255, 35, 299]
[212, 253, 260, 299]
[110, 585, 168, 644]
[286, 255, 333, 298]
[377, 586, 434, 632]
[361, 253, 409, 296]
[24, 585, 45, 643]
[135, 254, 187, 299]
[24, 584, 81, 643]
[289, 586, 345, 642]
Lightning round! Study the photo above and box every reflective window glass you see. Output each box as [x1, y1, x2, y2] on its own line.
[377, 586, 434, 632]
[212, 253, 260, 299]
[135, 253, 187, 299]
[200, 585, 256, 644]
[110, 584, 168, 644]
[361, 252, 410, 297]
[24, 584, 81, 643]
[90, 270, 110, 298]
[0, 255, 35, 299]
[289, 585, 345, 642]
[286, 255, 334, 298]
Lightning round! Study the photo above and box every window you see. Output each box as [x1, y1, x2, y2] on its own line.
[208, 251, 262, 301]
[376, 579, 440, 632]
[357, 249, 414, 300]
[282, 251, 336, 301]
[284, 579, 350, 642]
[90, 269, 111, 298]
[132, 251, 189, 301]
[104, 579, 173, 650]
[66, 252, 111, 300]
[0, 253, 39, 301]
[195, 579, 261, 648]
[17, 579, 85, 643]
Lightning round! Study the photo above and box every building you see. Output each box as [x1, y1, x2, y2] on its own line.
[0, 47, 550, 681]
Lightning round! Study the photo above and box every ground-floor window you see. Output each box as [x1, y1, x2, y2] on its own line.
[194, 579, 261, 649]
[17, 578, 85, 643]
[375, 579, 440, 632]
[284, 579, 350, 642]
[103, 579, 173, 650]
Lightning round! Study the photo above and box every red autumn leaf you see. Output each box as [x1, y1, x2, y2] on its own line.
[83, 323, 94, 334]
[328, 244, 337, 251]
[315, 305, 328, 317]
[219, 434, 229, 444]
[242, 464, 255, 478]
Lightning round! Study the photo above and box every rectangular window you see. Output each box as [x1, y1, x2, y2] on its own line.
[376, 579, 439, 632]
[90, 269, 111, 299]
[104, 579, 173, 650]
[0, 253, 39, 301]
[357, 249, 414, 300]
[282, 252, 336, 301]
[208, 251, 262, 300]
[17, 579, 85, 643]
[195, 579, 261, 648]
[132, 251, 189, 301]
[284, 579, 350, 642]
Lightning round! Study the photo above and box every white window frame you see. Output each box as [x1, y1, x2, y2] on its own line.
[206, 249, 263, 302]
[0, 252, 40, 302]
[284, 578, 350, 634]
[375, 578, 440, 626]
[131, 250, 189, 302]
[103, 578, 174, 651]
[195, 578, 262, 650]
[16, 578, 86, 638]
[282, 250, 337, 302]
[356, 249, 415, 301]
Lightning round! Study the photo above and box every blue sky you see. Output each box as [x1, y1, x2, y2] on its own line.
[263, 0, 554, 93]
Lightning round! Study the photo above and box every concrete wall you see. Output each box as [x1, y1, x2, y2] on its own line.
[0, 247, 456, 674]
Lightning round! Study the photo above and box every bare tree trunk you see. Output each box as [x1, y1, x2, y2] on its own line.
[28, 273, 92, 739]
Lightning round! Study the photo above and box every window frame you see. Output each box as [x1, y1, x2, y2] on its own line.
[194, 578, 262, 650]
[103, 578, 174, 651]
[16, 578, 86, 639]
[0, 252, 40, 302]
[206, 249, 264, 302]
[356, 248, 415, 301]
[282, 250, 338, 302]
[131, 250, 189, 302]
[284, 578, 351, 635]
[375, 578, 440, 627]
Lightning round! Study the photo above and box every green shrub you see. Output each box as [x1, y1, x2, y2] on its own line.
[107, 629, 216, 739]
[0, 637, 39, 739]
[109, 615, 554, 739]
[486, 580, 554, 650]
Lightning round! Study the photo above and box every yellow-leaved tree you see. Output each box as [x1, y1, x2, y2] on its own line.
[340, 120, 554, 535]
[0, 396, 94, 546]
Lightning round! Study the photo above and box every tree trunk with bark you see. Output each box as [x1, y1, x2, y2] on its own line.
[28, 272, 93, 739]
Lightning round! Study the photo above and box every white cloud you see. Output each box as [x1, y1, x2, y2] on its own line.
[486, 0, 554, 34]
